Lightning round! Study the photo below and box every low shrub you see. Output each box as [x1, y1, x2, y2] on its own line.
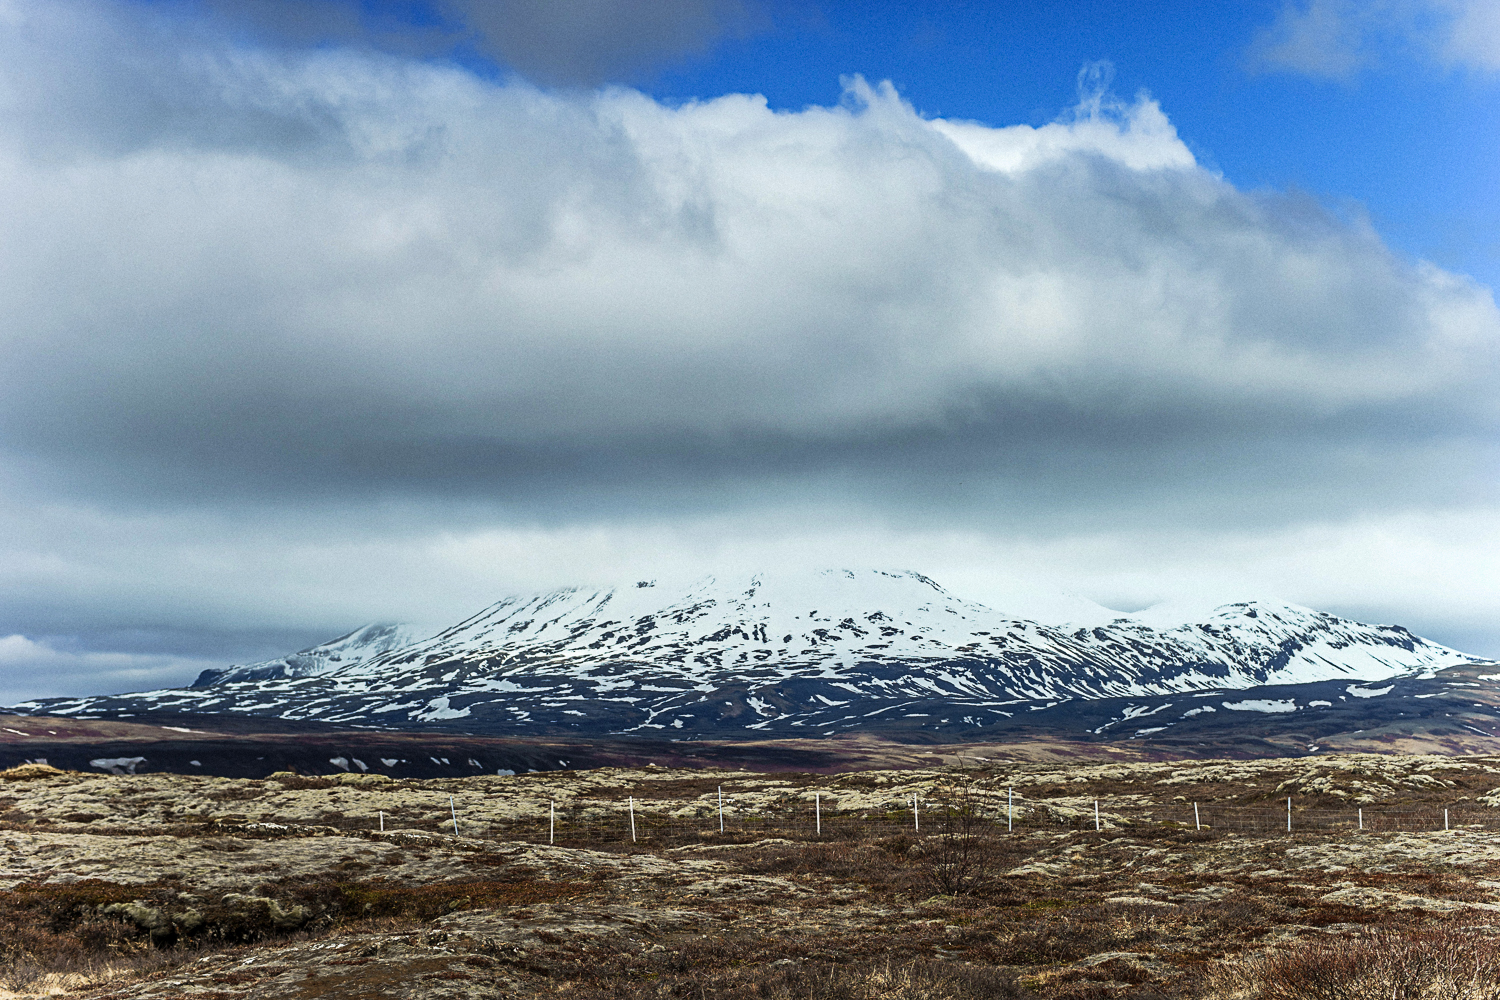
[275, 874, 593, 927]
[573, 958, 1022, 1000]
[927, 782, 1003, 896]
[768, 960, 1023, 1000]
[0, 881, 168, 993]
[265, 772, 336, 790]
[1213, 926, 1500, 1000]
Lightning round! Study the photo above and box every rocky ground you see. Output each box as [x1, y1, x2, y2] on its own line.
[0, 712, 1179, 781]
[6, 753, 1500, 999]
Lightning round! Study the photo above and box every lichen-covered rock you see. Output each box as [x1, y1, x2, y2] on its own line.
[215, 893, 312, 932]
[99, 901, 205, 938]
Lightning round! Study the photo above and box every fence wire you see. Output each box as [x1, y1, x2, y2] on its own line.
[361, 800, 1500, 848]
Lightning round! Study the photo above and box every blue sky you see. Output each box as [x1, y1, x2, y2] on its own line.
[0, 0, 1495, 700]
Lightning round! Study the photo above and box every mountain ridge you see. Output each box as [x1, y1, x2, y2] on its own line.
[12, 569, 1476, 740]
[192, 623, 435, 687]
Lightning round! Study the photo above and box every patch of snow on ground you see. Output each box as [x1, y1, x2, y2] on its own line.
[90, 756, 147, 774]
[415, 696, 471, 721]
[1347, 684, 1395, 698]
[1221, 699, 1297, 713]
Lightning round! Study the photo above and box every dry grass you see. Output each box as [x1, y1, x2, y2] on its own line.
[567, 958, 1024, 1000]
[7, 757, 1500, 998]
[0, 868, 598, 994]
[0, 880, 195, 994]
[0, 816, 1450, 999]
[0, 764, 67, 783]
[1212, 927, 1500, 1000]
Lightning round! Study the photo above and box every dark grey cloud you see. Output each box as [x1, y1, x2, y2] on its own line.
[0, 0, 1496, 694]
[183, 0, 766, 85]
[438, 0, 762, 85]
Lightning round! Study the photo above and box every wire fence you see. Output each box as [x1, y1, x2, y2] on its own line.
[358, 796, 1500, 848]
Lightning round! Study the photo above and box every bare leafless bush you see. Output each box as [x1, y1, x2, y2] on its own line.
[875, 834, 917, 857]
[0, 948, 188, 995]
[1213, 927, 1500, 1000]
[0, 889, 186, 996]
[927, 781, 1001, 896]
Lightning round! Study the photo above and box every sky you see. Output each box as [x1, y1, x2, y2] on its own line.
[0, 0, 1496, 703]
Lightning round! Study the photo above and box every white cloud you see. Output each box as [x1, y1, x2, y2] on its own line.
[1440, 0, 1500, 70]
[930, 63, 1197, 173]
[1251, 0, 1500, 77]
[1, 499, 1497, 670]
[1250, 0, 1387, 77]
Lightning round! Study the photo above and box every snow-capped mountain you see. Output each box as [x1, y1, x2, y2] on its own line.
[190, 623, 436, 687]
[15, 570, 1476, 737]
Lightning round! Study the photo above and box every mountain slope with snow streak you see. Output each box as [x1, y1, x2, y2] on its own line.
[190, 623, 438, 687]
[14, 570, 1477, 737]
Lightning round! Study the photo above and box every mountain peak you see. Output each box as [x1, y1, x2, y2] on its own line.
[18, 569, 1476, 738]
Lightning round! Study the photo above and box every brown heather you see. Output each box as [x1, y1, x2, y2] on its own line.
[5, 753, 1500, 998]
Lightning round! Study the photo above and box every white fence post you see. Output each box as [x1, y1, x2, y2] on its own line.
[912, 795, 919, 832]
[1359, 807, 1363, 831]
[550, 799, 555, 845]
[1193, 802, 1200, 831]
[1007, 787, 1013, 832]
[1286, 796, 1291, 834]
[629, 795, 637, 842]
[379, 810, 384, 833]
[1094, 800, 1100, 832]
[815, 792, 821, 836]
[450, 795, 459, 837]
[1445, 808, 1450, 831]
[718, 785, 724, 833]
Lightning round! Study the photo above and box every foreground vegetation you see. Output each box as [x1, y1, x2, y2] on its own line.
[5, 753, 1500, 998]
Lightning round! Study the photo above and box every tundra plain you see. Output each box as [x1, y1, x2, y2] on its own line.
[6, 753, 1500, 999]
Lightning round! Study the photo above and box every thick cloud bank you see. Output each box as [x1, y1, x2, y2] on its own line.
[2, 6, 1495, 498]
[0, 1, 1496, 693]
